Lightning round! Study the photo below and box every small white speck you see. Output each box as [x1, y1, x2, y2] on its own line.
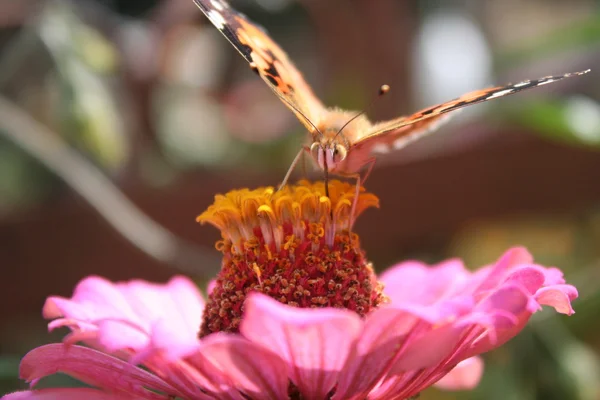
[486, 88, 514, 99]
[372, 142, 391, 154]
[513, 81, 530, 88]
[537, 78, 556, 86]
[393, 136, 410, 149]
[393, 127, 432, 149]
[211, 0, 225, 11]
[377, 113, 454, 152]
[207, 9, 226, 30]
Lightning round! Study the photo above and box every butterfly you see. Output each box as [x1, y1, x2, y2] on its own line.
[194, 0, 589, 214]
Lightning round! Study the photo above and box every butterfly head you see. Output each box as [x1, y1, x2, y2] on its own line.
[310, 140, 348, 172]
[307, 84, 390, 174]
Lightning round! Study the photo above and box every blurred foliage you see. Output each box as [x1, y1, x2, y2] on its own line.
[37, 2, 128, 172]
[508, 97, 600, 148]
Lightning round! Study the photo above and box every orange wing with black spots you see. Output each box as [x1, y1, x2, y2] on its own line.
[193, 0, 325, 135]
[358, 70, 590, 152]
[194, 0, 590, 181]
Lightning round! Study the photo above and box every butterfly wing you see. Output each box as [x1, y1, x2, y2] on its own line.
[193, 0, 325, 134]
[355, 70, 590, 153]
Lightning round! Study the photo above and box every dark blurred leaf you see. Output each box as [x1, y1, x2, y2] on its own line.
[498, 12, 600, 67]
[0, 355, 21, 397]
[91, 0, 160, 17]
[0, 355, 19, 380]
[0, 138, 57, 215]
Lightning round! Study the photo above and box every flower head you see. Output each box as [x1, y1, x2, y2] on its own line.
[3, 182, 578, 400]
[197, 180, 385, 334]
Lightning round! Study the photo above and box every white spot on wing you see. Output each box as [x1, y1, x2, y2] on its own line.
[485, 88, 514, 99]
[211, 0, 226, 11]
[371, 113, 455, 154]
[537, 78, 556, 86]
[513, 81, 530, 88]
[372, 142, 391, 154]
[207, 9, 226, 30]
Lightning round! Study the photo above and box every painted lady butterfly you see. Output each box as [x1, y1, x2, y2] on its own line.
[194, 0, 589, 202]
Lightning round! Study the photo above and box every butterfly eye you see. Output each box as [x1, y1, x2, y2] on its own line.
[333, 144, 347, 163]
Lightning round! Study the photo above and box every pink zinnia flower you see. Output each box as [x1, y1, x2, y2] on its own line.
[3, 181, 577, 400]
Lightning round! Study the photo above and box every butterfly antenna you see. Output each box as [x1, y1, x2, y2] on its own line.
[334, 84, 390, 139]
[273, 93, 326, 191]
[270, 88, 325, 139]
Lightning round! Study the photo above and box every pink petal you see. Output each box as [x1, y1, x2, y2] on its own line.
[116, 276, 204, 335]
[43, 276, 204, 358]
[388, 323, 469, 372]
[535, 285, 578, 315]
[207, 279, 217, 294]
[199, 333, 290, 400]
[467, 283, 576, 356]
[185, 351, 245, 398]
[474, 247, 533, 295]
[363, 246, 577, 398]
[334, 308, 422, 400]
[380, 259, 470, 305]
[20, 344, 180, 399]
[93, 319, 150, 353]
[433, 356, 484, 390]
[43, 276, 142, 323]
[389, 296, 475, 325]
[1, 389, 130, 400]
[542, 267, 567, 285]
[335, 296, 475, 400]
[147, 318, 201, 361]
[477, 285, 531, 319]
[370, 324, 484, 399]
[502, 266, 546, 294]
[463, 313, 530, 358]
[241, 293, 362, 400]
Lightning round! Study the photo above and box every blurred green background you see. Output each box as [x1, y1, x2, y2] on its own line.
[1, 0, 599, 399]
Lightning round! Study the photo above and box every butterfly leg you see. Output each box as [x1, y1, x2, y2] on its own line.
[278, 147, 308, 191]
[300, 149, 309, 179]
[360, 157, 377, 185]
[350, 158, 376, 229]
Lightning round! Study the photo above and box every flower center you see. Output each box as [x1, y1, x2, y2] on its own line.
[197, 180, 387, 336]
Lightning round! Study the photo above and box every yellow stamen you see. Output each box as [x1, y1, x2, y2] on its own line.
[197, 180, 379, 251]
[252, 262, 262, 285]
